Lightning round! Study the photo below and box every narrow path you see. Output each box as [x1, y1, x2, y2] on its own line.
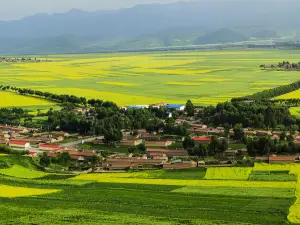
[61, 136, 104, 147]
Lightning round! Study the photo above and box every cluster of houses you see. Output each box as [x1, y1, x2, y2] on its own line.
[122, 103, 186, 111]
[102, 148, 197, 170]
[189, 123, 300, 142]
[0, 57, 52, 63]
[3, 116, 300, 170]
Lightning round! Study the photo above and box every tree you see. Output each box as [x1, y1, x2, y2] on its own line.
[183, 136, 195, 149]
[208, 136, 219, 156]
[56, 152, 71, 167]
[218, 139, 228, 155]
[104, 129, 123, 143]
[185, 100, 195, 116]
[233, 124, 244, 141]
[90, 155, 100, 167]
[187, 144, 207, 158]
[280, 131, 286, 141]
[40, 152, 50, 168]
[137, 143, 147, 153]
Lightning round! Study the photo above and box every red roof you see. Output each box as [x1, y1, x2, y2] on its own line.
[191, 124, 205, 127]
[193, 137, 211, 141]
[39, 144, 61, 149]
[10, 140, 28, 145]
[269, 156, 296, 161]
[28, 152, 37, 156]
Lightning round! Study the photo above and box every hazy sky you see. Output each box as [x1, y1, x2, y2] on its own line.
[0, 0, 186, 21]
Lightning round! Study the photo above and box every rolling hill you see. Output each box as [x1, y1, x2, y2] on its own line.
[194, 28, 248, 45]
[0, 0, 300, 53]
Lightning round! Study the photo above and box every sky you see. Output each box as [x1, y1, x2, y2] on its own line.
[0, 0, 185, 21]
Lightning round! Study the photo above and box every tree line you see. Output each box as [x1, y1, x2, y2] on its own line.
[231, 80, 300, 100]
[260, 61, 300, 70]
[247, 135, 299, 156]
[183, 136, 228, 158]
[199, 100, 299, 130]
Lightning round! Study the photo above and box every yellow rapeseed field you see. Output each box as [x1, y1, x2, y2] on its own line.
[253, 163, 292, 171]
[204, 167, 252, 180]
[72, 173, 295, 188]
[276, 90, 300, 99]
[40, 88, 174, 105]
[165, 82, 204, 86]
[290, 107, 300, 116]
[288, 165, 300, 223]
[98, 81, 139, 86]
[0, 92, 53, 107]
[1, 50, 300, 106]
[0, 185, 59, 198]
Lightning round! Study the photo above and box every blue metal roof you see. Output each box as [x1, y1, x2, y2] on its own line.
[166, 104, 185, 109]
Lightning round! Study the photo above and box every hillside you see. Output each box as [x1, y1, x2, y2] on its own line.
[194, 28, 248, 45]
[252, 29, 278, 39]
[0, 1, 298, 53]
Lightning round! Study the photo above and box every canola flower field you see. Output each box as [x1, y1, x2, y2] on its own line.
[1, 49, 300, 107]
[1, 156, 300, 224]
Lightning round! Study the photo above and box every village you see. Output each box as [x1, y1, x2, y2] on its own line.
[1, 102, 300, 171]
[0, 57, 52, 63]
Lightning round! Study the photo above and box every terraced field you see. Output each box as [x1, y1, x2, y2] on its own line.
[1, 49, 300, 106]
[1, 154, 300, 224]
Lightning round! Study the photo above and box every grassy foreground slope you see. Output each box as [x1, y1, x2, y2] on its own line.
[1, 49, 300, 106]
[0, 178, 294, 225]
[0, 155, 297, 225]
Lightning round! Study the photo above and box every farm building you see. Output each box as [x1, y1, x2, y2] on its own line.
[150, 153, 169, 161]
[0, 125, 29, 134]
[145, 140, 173, 148]
[0, 139, 9, 144]
[142, 133, 161, 141]
[193, 137, 212, 144]
[26, 152, 38, 158]
[295, 135, 300, 141]
[9, 140, 31, 150]
[224, 148, 247, 157]
[191, 124, 208, 129]
[149, 102, 167, 108]
[255, 156, 269, 162]
[166, 104, 185, 111]
[255, 130, 272, 136]
[271, 135, 280, 140]
[146, 149, 187, 157]
[269, 156, 296, 164]
[72, 108, 90, 115]
[39, 144, 61, 152]
[103, 158, 164, 170]
[163, 161, 197, 169]
[48, 149, 99, 161]
[120, 139, 143, 146]
[0, 133, 10, 139]
[51, 131, 70, 138]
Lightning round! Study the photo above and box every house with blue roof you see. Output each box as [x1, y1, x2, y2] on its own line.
[166, 104, 185, 111]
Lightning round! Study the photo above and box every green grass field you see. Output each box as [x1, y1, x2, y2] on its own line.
[1, 49, 300, 106]
[0, 155, 300, 224]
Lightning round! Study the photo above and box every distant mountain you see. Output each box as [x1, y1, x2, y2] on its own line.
[194, 28, 248, 45]
[0, 0, 300, 39]
[113, 26, 208, 50]
[252, 29, 278, 39]
[0, 0, 300, 53]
